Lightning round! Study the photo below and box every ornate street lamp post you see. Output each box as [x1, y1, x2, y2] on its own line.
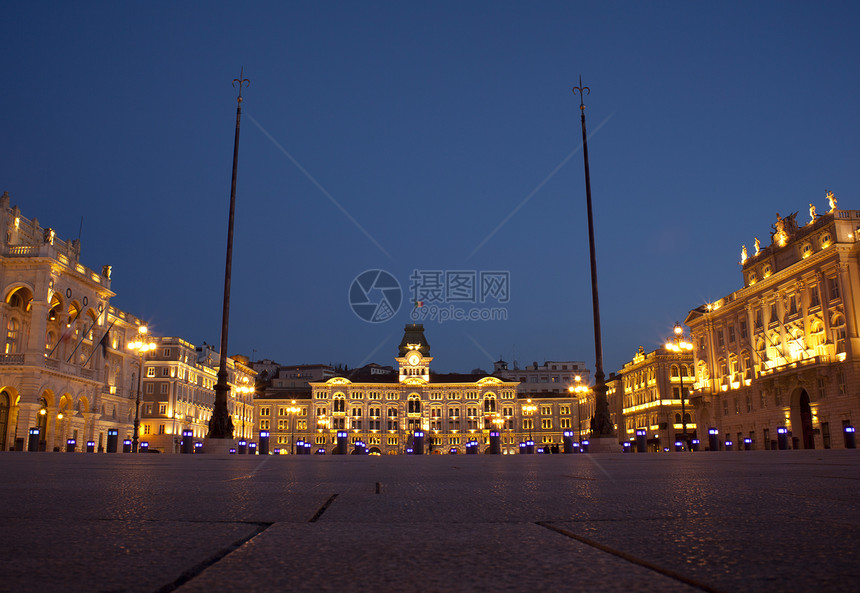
[569, 374, 588, 442]
[128, 326, 156, 453]
[522, 399, 537, 442]
[287, 400, 300, 454]
[666, 322, 694, 449]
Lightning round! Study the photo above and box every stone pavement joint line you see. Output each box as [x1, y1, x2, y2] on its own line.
[309, 493, 339, 523]
[153, 522, 273, 593]
[537, 521, 730, 593]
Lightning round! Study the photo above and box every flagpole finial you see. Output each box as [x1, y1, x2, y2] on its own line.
[232, 67, 250, 103]
[572, 75, 590, 110]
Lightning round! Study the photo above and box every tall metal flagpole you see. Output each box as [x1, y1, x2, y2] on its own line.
[208, 68, 249, 440]
[572, 77, 614, 437]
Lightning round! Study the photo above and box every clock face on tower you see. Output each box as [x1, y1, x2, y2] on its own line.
[408, 354, 420, 366]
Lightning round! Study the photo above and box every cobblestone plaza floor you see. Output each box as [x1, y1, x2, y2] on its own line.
[0, 450, 857, 593]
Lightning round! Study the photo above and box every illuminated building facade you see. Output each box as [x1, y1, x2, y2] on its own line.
[0, 191, 144, 451]
[0, 192, 255, 452]
[254, 324, 591, 454]
[619, 346, 695, 451]
[136, 339, 255, 452]
[686, 197, 860, 449]
[494, 359, 590, 393]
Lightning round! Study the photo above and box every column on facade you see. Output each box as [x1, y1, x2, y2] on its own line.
[25, 298, 49, 365]
[15, 402, 41, 450]
[837, 261, 858, 359]
[815, 271, 833, 359]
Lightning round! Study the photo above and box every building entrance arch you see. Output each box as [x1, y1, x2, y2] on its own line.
[0, 390, 9, 450]
[799, 390, 815, 449]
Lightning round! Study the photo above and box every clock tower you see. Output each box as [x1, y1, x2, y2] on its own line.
[396, 324, 432, 382]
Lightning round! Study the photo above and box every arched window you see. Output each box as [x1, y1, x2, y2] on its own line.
[333, 394, 346, 413]
[407, 394, 421, 414]
[5, 318, 20, 354]
[832, 314, 847, 352]
[670, 365, 679, 378]
[483, 394, 496, 413]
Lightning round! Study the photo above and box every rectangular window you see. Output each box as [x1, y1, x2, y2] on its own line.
[560, 418, 571, 429]
[722, 400, 729, 416]
[541, 418, 552, 429]
[260, 407, 270, 417]
[559, 405, 570, 415]
[740, 321, 748, 340]
[161, 367, 169, 377]
[728, 325, 736, 343]
[277, 419, 288, 430]
[540, 405, 552, 415]
[829, 277, 840, 300]
[387, 436, 398, 445]
[821, 422, 831, 449]
[522, 419, 534, 430]
[260, 419, 269, 430]
[734, 398, 740, 414]
[145, 403, 153, 414]
[158, 403, 166, 414]
[717, 331, 725, 348]
[746, 395, 753, 413]
[160, 383, 168, 394]
[143, 424, 151, 435]
[158, 424, 165, 435]
[145, 383, 154, 394]
[146, 367, 155, 377]
[810, 285, 820, 307]
[770, 302, 779, 324]
[386, 392, 399, 400]
[163, 348, 171, 357]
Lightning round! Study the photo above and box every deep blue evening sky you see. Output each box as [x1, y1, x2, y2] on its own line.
[2, 1, 858, 375]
